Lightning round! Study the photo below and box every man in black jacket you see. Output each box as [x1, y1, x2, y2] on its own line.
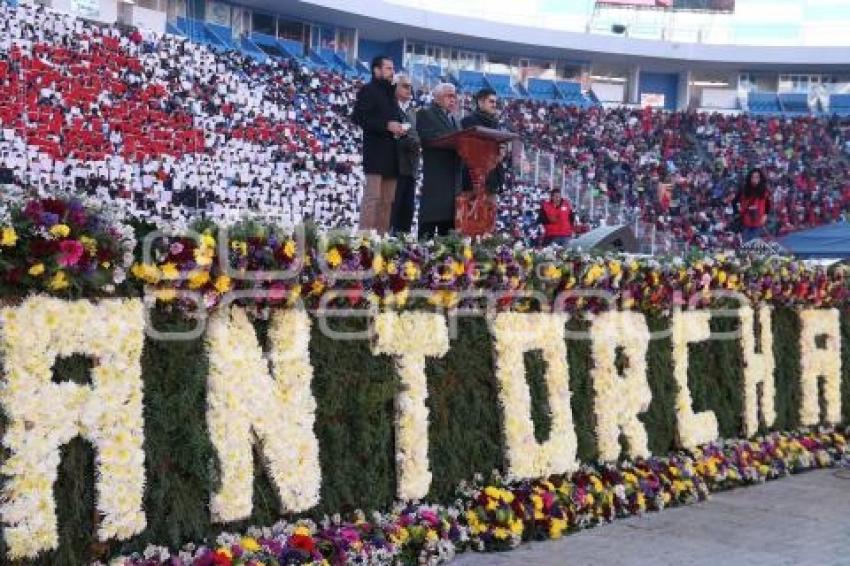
[351, 55, 405, 233]
[416, 83, 462, 238]
[391, 74, 420, 234]
[461, 87, 506, 196]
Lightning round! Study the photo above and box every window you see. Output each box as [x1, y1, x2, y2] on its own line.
[277, 19, 304, 42]
[252, 13, 275, 36]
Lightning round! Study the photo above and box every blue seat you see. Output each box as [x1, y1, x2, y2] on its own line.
[457, 69, 487, 93]
[778, 93, 810, 115]
[485, 73, 517, 98]
[748, 92, 781, 114]
[526, 78, 560, 101]
[829, 94, 850, 116]
[556, 81, 592, 107]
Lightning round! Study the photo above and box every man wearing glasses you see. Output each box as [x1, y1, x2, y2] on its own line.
[416, 82, 462, 238]
[391, 74, 420, 234]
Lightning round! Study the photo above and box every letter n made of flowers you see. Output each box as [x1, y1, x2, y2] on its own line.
[491, 313, 578, 479]
[799, 309, 841, 426]
[590, 311, 652, 462]
[206, 308, 320, 522]
[0, 298, 146, 560]
[372, 312, 449, 500]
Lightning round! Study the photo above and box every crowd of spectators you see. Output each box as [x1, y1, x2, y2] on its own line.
[1, 1, 850, 250]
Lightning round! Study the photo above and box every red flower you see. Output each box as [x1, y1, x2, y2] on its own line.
[58, 240, 85, 267]
[211, 550, 232, 566]
[290, 534, 315, 553]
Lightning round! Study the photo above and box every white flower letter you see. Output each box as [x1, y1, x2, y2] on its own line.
[491, 313, 578, 479]
[372, 312, 449, 500]
[206, 308, 320, 522]
[671, 310, 719, 450]
[799, 309, 841, 426]
[590, 311, 652, 462]
[740, 306, 775, 437]
[0, 298, 147, 559]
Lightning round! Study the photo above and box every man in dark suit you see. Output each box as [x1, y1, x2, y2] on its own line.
[351, 55, 404, 233]
[416, 83, 462, 239]
[461, 87, 506, 197]
[391, 74, 419, 234]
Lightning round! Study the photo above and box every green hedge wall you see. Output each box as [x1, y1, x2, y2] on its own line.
[2, 307, 848, 565]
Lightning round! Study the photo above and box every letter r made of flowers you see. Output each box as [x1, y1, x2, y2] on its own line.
[590, 311, 653, 462]
[0, 298, 147, 559]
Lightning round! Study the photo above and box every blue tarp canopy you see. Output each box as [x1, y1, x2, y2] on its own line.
[777, 222, 850, 259]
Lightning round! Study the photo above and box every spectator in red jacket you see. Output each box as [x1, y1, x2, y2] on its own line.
[539, 189, 574, 246]
[733, 168, 772, 242]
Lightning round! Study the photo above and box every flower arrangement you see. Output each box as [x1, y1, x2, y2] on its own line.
[0, 197, 135, 296]
[110, 429, 849, 566]
[128, 224, 850, 316]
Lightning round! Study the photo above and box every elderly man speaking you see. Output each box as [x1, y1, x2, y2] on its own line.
[415, 82, 463, 239]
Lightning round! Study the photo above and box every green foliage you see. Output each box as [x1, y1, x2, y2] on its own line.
[0, 308, 847, 565]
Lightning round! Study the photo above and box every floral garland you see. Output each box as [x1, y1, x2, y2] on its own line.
[589, 311, 652, 461]
[799, 309, 842, 426]
[110, 429, 849, 566]
[0, 297, 147, 559]
[206, 307, 321, 522]
[740, 306, 775, 437]
[491, 313, 579, 479]
[372, 312, 450, 500]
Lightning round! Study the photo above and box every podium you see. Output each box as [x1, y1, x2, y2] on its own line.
[428, 126, 518, 236]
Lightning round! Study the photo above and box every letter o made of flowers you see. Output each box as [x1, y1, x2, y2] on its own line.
[799, 309, 841, 426]
[206, 307, 321, 522]
[372, 312, 449, 501]
[491, 313, 579, 479]
[0, 297, 147, 559]
[590, 311, 652, 462]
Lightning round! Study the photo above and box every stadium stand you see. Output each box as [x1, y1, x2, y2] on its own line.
[1, 1, 849, 252]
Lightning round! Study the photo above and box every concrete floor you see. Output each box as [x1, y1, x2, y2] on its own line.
[453, 469, 850, 566]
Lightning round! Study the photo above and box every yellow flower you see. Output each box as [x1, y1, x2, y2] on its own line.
[79, 235, 97, 255]
[283, 239, 297, 258]
[216, 548, 232, 559]
[608, 260, 622, 277]
[28, 263, 45, 276]
[131, 263, 162, 284]
[372, 254, 385, 275]
[543, 264, 562, 280]
[231, 240, 248, 256]
[403, 260, 419, 280]
[463, 246, 473, 261]
[310, 279, 325, 295]
[510, 518, 524, 536]
[293, 526, 311, 537]
[326, 247, 343, 268]
[1, 226, 18, 246]
[193, 246, 214, 266]
[493, 527, 510, 540]
[187, 269, 210, 289]
[200, 233, 216, 248]
[214, 275, 232, 293]
[240, 536, 261, 552]
[288, 284, 302, 306]
[160, 262, 180, 280]
[48, 270, 69, 290]
[155, 288, 177, 302]
[453, 260, 466, 276]
[425, 530, 439, 543]
[49, 224, 70, 238]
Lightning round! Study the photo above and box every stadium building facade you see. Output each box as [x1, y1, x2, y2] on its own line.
[31, 0, 850, 114]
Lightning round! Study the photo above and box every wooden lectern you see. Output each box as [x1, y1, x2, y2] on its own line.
[428, 126, 518, 236]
